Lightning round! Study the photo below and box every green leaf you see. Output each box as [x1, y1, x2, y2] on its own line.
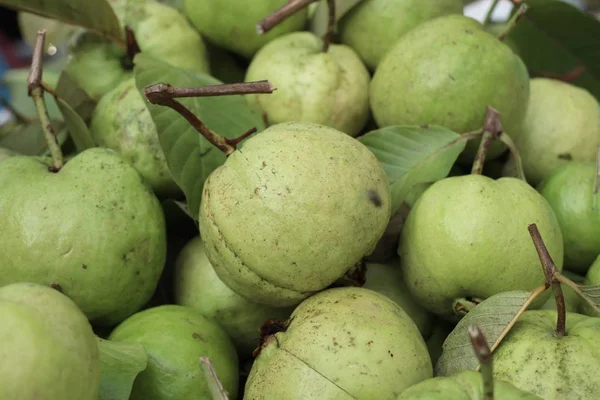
[56, 97, 95, 153]
[578, 284, 600, 315]
[97, 337, 148, 400]
[310, 0, 364, 36]
[0, 0, 124, 44]
[2, 68, 62, 121]
[0, 119, 67, 156]
[18, 11, 79, 52]
[358, 125, 468, 214]
[435, 290, 532, 376]
[506, 0, 600, 100]
[55, 70, 97, 122]
[133, 53, 266, 220]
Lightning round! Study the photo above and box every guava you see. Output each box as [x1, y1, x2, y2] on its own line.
[183, 0, 308, 59]
[0, 282, 100, 400]
[0, 147, 18, 162]
[173, 236, 294, 358]
[244, 287, 433, 399]
[399, 174, 564, 317]
[245, 32, 370, 136]
[0, 148, 167, 326]
[90, 77, 179, 197]
[537, 162, 600, 273]
[109, 304, 239, 400]
[508, 78, 600, 185]
[581, 255, 600, 317]
[199, 121, 391, 306]
[370, 15, 530, 161]
[492, 310, 600, 399]
[338, 0, 463, 70]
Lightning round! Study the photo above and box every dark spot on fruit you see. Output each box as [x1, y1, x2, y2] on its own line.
[50, 283, 63, 293]
[367, 190, 382, 207]
[261, 161, 267, 169]
[558, 153, 573, 160]
[192, 332, 205, 341]
[82, 264, 87, 270]
[449, 75, 456, 81]
[48, 166, 59, 173]
[420, 124, 429, 129]
[388, 350, 394, 358]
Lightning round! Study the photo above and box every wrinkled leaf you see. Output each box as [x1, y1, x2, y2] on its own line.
[0, 119, 67, 156]
[97, 337, 148, 400]
[55, 70, 97, 122]
[56, 97, 95, 153]
[435, 290, 535, 376]
[0, 0, 124, 44]
[358, 125, 468, 214]
[506, 0, 600, 100]
[2, 68, 62, 120]
[310, 0, 364, 36]
[133, 53, 266, 220]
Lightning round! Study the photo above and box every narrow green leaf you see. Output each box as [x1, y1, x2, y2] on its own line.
[358, 125, 468, 214]
[97, 337, 148, 400]
[310, 0, 364, 36]
[0, 119, 67, 156]
[577, 284, 600, 314]
[0, 0, 124, 44]
[56, 98, 95, 153]
[55, 71, 97, 122]
[133, 53, 266, 220]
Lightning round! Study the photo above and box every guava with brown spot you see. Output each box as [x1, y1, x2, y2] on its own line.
[244, 287, 432, 399]
[199, 122, 391, 307]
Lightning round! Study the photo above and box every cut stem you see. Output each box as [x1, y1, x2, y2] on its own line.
[594, 145, 599, 195]
[498, 3, 529, 41]
[200, 357, 229, 400]
[471, 107, 503, 175]
[322, 0, 336, 52]
[528, 223, 566, 337]
[468, 325, 494, 400]
[484, 0, 501, 25]
[27, 30, 63, 172]
[123, 26, 141, 70]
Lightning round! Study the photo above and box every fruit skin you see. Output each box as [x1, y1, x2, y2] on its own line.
[370, 15, 530, 160]
[109, 305, 239, 400]
[399, 175, 564, 317]
[184, 0, 308, 59]
[0, 148, 167, 326]
[173, 236, 293, 358]
[244, 287, 433, 399]
[537, 162, 600, 273]
[90, 78, 179, 197]
[0, 147, 18, 162]
[339, 0, 463, 70]
[511, 78, 600, 185]
[581, 255, 600, 317]
[245, 32, 370, 137]
[396, 370, 542, 399]
[492, 310, 600, 400]
[199, 122, 391, 307]
[0, 282, 100, 400]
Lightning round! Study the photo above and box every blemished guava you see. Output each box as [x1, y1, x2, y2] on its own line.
[492, 310, 600, 399]
[173, 236, 294, 358]
[537, 162, 600, 273]
[183, 0, 308, 59]
[370, 15, 530, 161]
[509, 78, 600, 185]
[244, 32, 371, 137]
[0, 148, 167, 326]
[244, 287, 433, 399]
[0, 282, 100, 400]
[399, 174, 564, 317]
[581, 255, 600, 317]
[90, 77, 179, 197]
[338, 0, 463, 70]
[199, 122, 391, 307]
[109, 304, 239, 400]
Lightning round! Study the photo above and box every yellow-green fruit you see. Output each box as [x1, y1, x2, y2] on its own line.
[245, 32, 370, 137]
[244, 288, 433, 399]
[0, 147, 18, 163]
[339, 0, 463, 70]
[90, 78, 179, 197]
[582, 255, 600, 317]
[0, 283, 100, 400]
[184, 0, 308, 58]
[109, 305, 239, 400]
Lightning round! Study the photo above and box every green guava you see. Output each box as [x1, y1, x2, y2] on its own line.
[109, 304, 239, 400]
[199, 122, 391, 307]
[173, 236, 294, 358]
[0, 147, 18, 162]
[245, 32, 370, 136]
[399, 174, 564, 317]
[338, 0, 463, 70]
[0, 148, 167, 326]
[184, 0, 308, 58]
[0, 282, 100, 400]
[244, 287, 433, 399]
[581, 255, 600, 317]
[370, 15, 530, 161]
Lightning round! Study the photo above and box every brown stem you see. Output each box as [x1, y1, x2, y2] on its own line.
[122, 26, 141, 70]
[471, 107, 503, 175]
[40, 81, 57, 98]
[534, 66, 586, 83]
[498, 3, 529, 41]
[199, 357, 229, 400]
[257, 0, 315, 35]
[528, 224, 566, 337]
[468, 326, 494, 400]
[594, 145, 599, 195]
[322, 0, 336, 52]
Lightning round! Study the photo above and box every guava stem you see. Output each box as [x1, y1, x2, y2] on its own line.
[527, 224, 566, 337]
[484, 0, 501, 25]
[200, 357, 229, 400]
[144, 81, 275, 156]
[498, 3, 529, 41]
[498, 132, 527, 181]
[594, 145, 599, 194]
[471, 107, 502, 175]
[27, 30, 63, 172]
[122, 26, 141, 70]
[257, 0, 316, 34]
[468, 326, 494, 400]
[322, 0, 336, 52]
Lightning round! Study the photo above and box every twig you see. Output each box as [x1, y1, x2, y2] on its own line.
[256, 0, 315, 34]
[471, 107, 503, 175]
[200, 357, 229, 400]
[322, 0, 336, 52]
[468, 326, 494, 400]
[123, 26, 141, 70]
[484, 0, 501, 25]
[498, 3, 529, 41]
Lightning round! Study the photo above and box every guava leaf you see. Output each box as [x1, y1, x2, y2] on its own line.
[506, 0, 600, 100]
[55, 71, 97, 122]
[358, 125, 468, 214]
[0, 0, 124, 44]
[0, 119, 67, 156]
[133, 53, 266, 221]
[435, 289, 540, 376]
[18, 11, 79, 52]
[97, 337, 148, 400]
[310, 0, 364, 36]
[577, 284, 600, 314]
[56, 97, 95, 153]
[2, 68, 62, 121]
